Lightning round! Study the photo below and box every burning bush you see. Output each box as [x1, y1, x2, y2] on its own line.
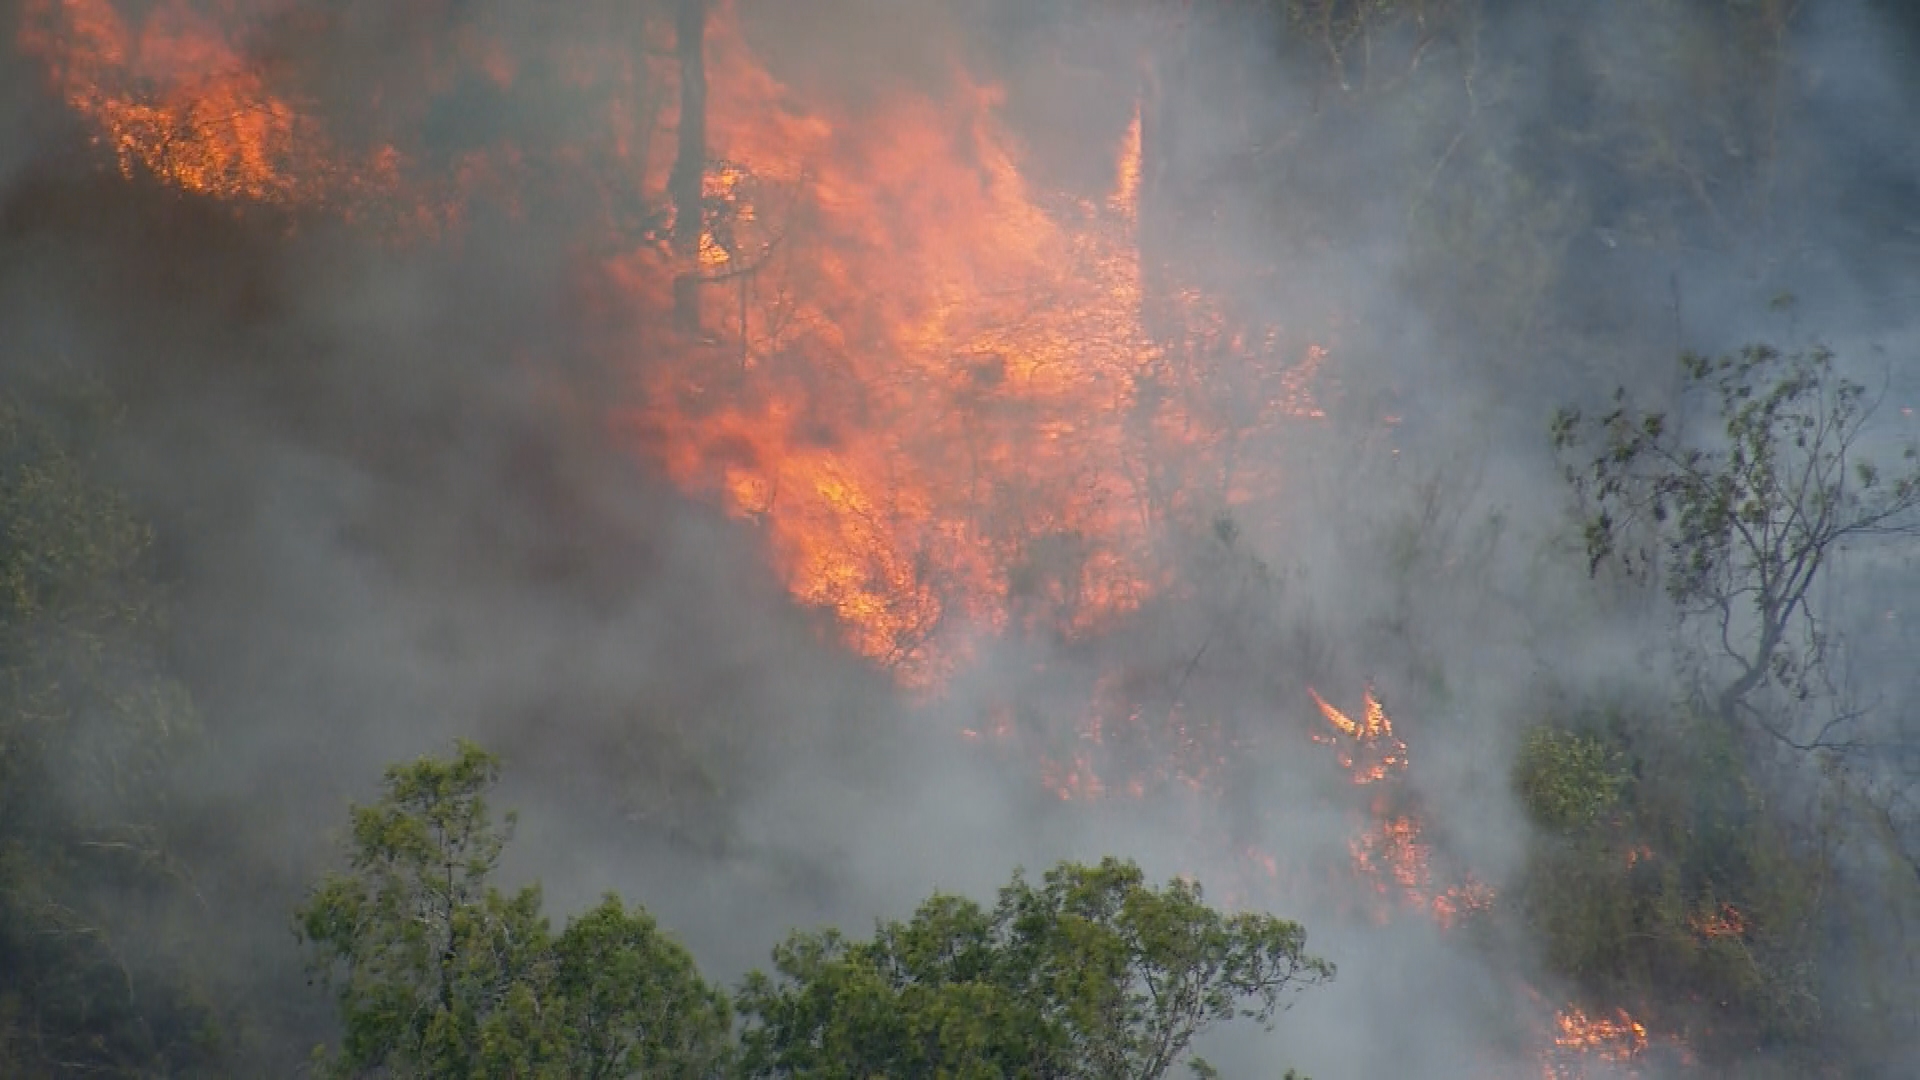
[1511, 704, 1827, 1064]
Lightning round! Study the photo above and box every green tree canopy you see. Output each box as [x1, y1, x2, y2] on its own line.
[0, 384, 211, 1076]
[297, 741, 730, 1079]
[736, 856, 1332, 1080]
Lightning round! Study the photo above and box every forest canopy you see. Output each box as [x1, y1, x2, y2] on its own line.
[296, 743, 1329, 1079]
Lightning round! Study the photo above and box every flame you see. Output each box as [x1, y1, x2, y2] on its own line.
[25, 1, 1326, 684]
[23, 8, 1717, 1073]
[1539, 1004, 1693, 1079]
[1300, 687, 1688, 1073]
[1553, 1007, 1648, 1058]
[1688, 902, 1747, 940]
[1310, 684, 1405, 784]
[18, 0, 392, 205]
[1110, 100, 1142, 221]
[20, 0, 687, 236]
[616, 3, 1324, 685]
[1543, 1007, 1649, 1077]
[1310, 686, 1494, 927]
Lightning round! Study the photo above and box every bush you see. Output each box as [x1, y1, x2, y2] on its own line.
[1509, 708, 1825, 1060]
[1514, 727, 1627, 831]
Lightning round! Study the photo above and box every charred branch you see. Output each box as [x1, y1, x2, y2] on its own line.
[670, 0, 709, 334]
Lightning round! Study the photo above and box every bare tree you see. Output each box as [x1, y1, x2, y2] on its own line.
[1553, 344, 1920, 749]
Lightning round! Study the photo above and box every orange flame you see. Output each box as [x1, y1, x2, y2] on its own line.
[1540, 1005, 1694, 1079]
[25, 1, 1329, 684]
[1310, 687, 1494, 927]
[1543, 1006, 1651, 1068]
[1310, 684, 1405, 784]
[1553, 1006, 1648, 1058]
[1688, 902, 1748, 940]
[24, 9, 1710, 1072]
[616, 3, 1325, 685]
[19, 0, 394, 205]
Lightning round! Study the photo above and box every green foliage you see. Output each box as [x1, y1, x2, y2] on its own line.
[547, 896, 734, 1079]
[1543, 343, 1920, 1066]
[736, 856, 1331, 1080]
[1513, 727, 1627, 831]
[0, 384, 215, 1076]
[1553, 344, 1920, 741]
[0, 387, 195, 823]
[301, 753, 1329, 1080]
[297, 742, 730, 1079]
[298, 741, 535, 1076]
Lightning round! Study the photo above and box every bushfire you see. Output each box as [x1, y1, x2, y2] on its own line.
[20, 1, 1692, 1074]
[618, 27, 1327, 687]
[19, 0, 1317, 683]
[1310, 687, 1494, 927]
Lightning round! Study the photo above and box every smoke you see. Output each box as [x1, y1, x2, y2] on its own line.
[2, 0, 1917, 1075]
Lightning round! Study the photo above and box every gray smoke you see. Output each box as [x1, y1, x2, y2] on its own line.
[1, 0, 1915, 1075]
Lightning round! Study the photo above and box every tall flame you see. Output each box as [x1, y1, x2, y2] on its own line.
[21, 0, 1326, 683]
[615, 5, 1324, 685]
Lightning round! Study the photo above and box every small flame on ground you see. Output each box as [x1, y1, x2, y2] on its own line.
[1538, 1004, 1697, 1079]
[1553, 1006, 1649, 1058]
[1688, 902, 1748, 940]
[1309, 686, 1495, 928]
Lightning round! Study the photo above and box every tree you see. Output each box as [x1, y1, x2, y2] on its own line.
[548, 896, 733, 1080]
[0, 385, 212, 1076]
[736, 856, 1331, 1079]
[297, 742, 729, 1079]
[1552, 343, 1920, 748]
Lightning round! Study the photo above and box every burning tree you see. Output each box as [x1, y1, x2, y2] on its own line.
[1553, 343, 1920, 750]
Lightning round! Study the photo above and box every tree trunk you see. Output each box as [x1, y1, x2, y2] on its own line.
[670, 0, 708, 334]
[1717, 605, 1783, 732]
